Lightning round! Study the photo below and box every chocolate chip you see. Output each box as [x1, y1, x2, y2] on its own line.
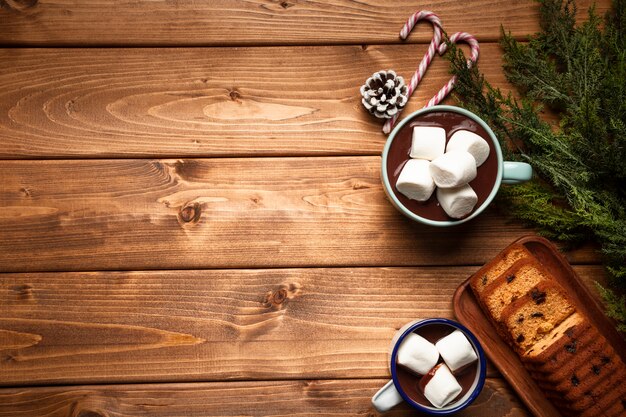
[531, 312, 545, 318]
[516, 334, 525, 343]
[601, 356, 611, 364]
[621, 399, 626, 410]
[481, 275, 488, 286]
[571, 374, 580, 387]
[592, 365, 601, 375]
[565, 340, 577, 353]
[506, 274, 516, 283]
[517, 315, 525, 323]
[531, 288, 547, 304]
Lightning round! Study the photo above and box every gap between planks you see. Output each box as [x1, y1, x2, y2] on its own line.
[0, 0, 608, 48]
[0, 378, 532, 417]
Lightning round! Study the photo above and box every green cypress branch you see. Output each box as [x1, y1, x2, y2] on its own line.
[446, 0, 626, 331]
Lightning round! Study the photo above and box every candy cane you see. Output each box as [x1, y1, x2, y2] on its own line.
[425, 32, 479, 108]
[382, 11, 442, 134]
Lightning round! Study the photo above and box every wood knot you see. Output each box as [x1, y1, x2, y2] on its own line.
[263, 283, 302, 309]
[0, 0, 38, 11]
[272, 289, 288, 304]
[280, 1, 294, 8]
[179, 202, 201, 223]
[229, 89, 241, 101]
[65, 99, 76, 114]
[20, 187, 32, 197]
[10, 284, 33, 301]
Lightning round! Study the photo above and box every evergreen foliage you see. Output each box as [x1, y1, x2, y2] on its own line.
[446, 0, 626, 330]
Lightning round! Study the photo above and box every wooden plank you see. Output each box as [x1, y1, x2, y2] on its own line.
[0, 0, 608, 46]
[0, 266, 606, 385]
[0, 157, 599, 272]
[0, 44, 511, 159]
[0, 378, 531, 417]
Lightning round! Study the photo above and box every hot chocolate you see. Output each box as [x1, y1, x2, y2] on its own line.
[386, 110, 498, 221]
[395, 323, 479, 408]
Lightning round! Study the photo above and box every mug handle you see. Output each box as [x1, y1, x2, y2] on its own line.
[502, 161, 533, 185]
[371, 379, 404, 413]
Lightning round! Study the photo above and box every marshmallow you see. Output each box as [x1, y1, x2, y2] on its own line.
[435, 330, 479, 373]
[397, 333, 440, 375]
[429, 151, 477, 188]
[447, 130, 490, 167]
[419, 363, 463, 409]
[436, 184, 478, 219]
[396, 159, 436, 201]
[410, 126, 446, 161]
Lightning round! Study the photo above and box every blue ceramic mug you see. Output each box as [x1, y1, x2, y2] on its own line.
[381, 105, 532, 226]
[371, 318, 487, 415]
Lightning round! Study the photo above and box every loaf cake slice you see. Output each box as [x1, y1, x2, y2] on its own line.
[579, 381, 626, 417]
[528, 329, 609, 383]
[505, 308, 626, 415]
[522, 315, 626, 416]
[592, 400, 626, 417]
[577, 360, 626, 416]
[521, 312, 590, 367]
[502, 280, 576, 353]
[480, 259, 549, 322]
[535, 340, 616, 401]
[470, 242, 626, 416]
[470, 244, 532, 296]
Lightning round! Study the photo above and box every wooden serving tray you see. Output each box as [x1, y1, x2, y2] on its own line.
[453, 235, 626, 417]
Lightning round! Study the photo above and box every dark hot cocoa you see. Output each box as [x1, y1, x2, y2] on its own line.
[386, 110, 498, 221]
[396, 323, 479, 407]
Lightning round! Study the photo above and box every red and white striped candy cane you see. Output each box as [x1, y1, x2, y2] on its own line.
[425, 32, 479, 108]
[382, 11, 443, 134]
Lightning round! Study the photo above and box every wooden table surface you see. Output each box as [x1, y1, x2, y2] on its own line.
[0, 1, 611, 416]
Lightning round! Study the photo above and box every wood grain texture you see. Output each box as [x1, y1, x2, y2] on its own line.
[0, 44, 513, 159]
[0, 3, 611, 416]
[0, 0, 609, 46]
[0, 157, 600, 272]
[0, 379, 531, 417]
[0, 266, 605, 385]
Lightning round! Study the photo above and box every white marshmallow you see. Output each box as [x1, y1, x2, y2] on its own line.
[410, 126, 446, 161]
[422, 364, 463, 409]
[436, 184, 478, 219]
[435, 330, 479, 373]
[447, 130, 490, 167]
[397, 333, 440, 375]
[429, 151, 477, 188]
[396, 159, 436, 202]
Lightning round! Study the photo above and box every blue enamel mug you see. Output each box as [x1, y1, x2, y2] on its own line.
[371, 318, 487, 414]
[381, 105, 532, 226]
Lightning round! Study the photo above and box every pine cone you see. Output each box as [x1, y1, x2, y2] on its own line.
[360, 70, 408, 119]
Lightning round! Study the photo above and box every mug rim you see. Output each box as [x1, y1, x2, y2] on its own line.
[381, 105, 504, 226]
[389, 317, 487, 414]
